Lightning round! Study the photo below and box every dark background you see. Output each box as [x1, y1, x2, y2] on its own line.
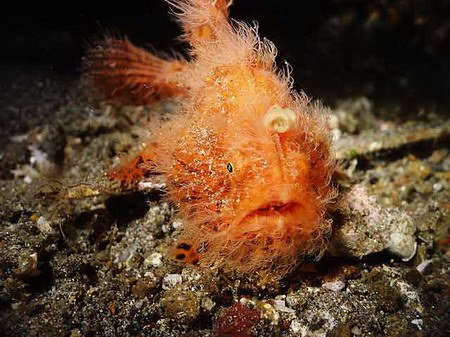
[1, 0, 449, 111]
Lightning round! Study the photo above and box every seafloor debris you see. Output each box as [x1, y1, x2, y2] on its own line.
[334, 120, 450, 160]
[328, 184, 417, 261]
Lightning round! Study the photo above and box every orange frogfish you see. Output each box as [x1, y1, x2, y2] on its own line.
[84, 0, 337, 277]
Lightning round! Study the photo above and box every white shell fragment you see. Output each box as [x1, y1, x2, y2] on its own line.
[162, 274, 183, 290]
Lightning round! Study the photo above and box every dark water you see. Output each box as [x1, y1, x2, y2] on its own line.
[2, 0, 449, 110]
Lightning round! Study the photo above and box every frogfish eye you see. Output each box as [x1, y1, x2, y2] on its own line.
[226, 163, 234, 173]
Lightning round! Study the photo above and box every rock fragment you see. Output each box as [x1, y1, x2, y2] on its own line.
[328, 184, 417, 260]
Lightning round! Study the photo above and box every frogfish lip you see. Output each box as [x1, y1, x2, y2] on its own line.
[240, 201, 302, 224]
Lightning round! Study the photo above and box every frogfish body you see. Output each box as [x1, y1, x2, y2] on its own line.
[84, 0, 336, 277]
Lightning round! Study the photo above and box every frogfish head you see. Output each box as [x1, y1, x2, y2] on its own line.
[167, 101, 336, 275]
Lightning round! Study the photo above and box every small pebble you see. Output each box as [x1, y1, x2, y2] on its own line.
[416, 259, 433, 274]
[351, 326, 362, 335]
[162, 274, 183, 290]
[262, 302, 279, 325]
[201, 297, 216, 312]
[273, 298, 295, 313]
[433, 182, 443, 193]
[290, 320, 304, 334]
[145, 252, 163, 268]
[411, 318, 423, 330]
[36, 216, 53, 234]
[172, 219, 183, 229]
[322, 280, 346, 292]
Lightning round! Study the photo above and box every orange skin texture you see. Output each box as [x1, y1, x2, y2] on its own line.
[84, 0, 336, 277]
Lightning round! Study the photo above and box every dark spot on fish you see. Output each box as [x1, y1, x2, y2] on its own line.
[177, 242, 192, 250]
[175, 253, 186, 260]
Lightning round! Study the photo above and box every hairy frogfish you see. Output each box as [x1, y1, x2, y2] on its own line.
[84, 0, 337, 277]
